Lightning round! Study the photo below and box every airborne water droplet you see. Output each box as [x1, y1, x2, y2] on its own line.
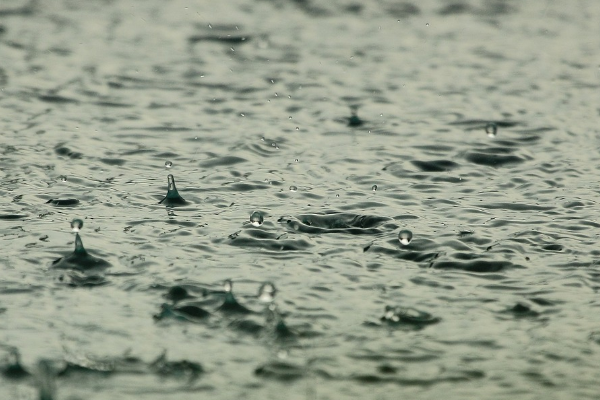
[223, 279, 233, 293]
[398, 229, 413, 245]
[289, 185, 297, 192]
[165, 161, 173, 168]
[70, 218, 84, 232]
[372, 184, 378, 192]
[485, 122, 498, 138]
[258, 282, 277, 303]
[250, 211, 264, 227]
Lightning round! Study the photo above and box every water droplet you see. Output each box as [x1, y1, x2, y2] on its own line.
[485, 122, 498, 137]
[164, 161, 173, 168]
[223, 279, 233, 293]
[289, 185, 297, 192]
[288, 116, 292, 119]
[250, 211, 264, 227]
[70, 218, 83, 232]
[335, 194, 340, 198]
[258, 282, 277, 303]
[425, 22, 430, 26]
[398, 229, 413, 245]
[372, 185, 378, 191]
[295, 127, 299, 130]
[294, 158, 299, 162]
[59, 175, 67, 182]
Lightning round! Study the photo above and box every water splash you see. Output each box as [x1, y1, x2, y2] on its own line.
[70, 218, 83, 232]
[158, 174, 187, 206]
[250, 211, 264, 227]
[347, 106, 364, 127]
[36, 360, 57, 400]
[164, 161, 173, 168]
[398, 229, 413, 245]
[258, 282, 277, 303]
[217, 279, 252, 314]
[485, 122, 498, 137]
[52, 220, 111, 271]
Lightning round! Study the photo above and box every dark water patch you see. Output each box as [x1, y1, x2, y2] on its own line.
[38, 94, 78, 104]
[449, 119, 520, 128]
[0, 346, 29, 379]
[465, 152, 525, 167]
[99, 158, 126, 166]
[150, 352, 203, 382]
[438, 3, 472, 15]
[58, 271, 109, 287]
[227, 234, 313, 252]
[479, 202, 554, 211]
[199, 156, 247, 168]
[411, 160, 459, 172]
[255, 361, 306, 382]
[93, 101, 132, 108]
[54, 145, 83, 159]
[431, 259, 520, 273]
[279, 213, 394, 235]
[154, 303, 210, 322]
[377, 305, 441, 330]
[0, 214, 27, 220]
[46, 198, 80, 206]
[188, 35, 251, 44]
[386, 2, 420, 18]
[500, 302, 541, 318]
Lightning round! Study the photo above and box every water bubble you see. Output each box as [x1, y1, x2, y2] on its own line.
[258, 282, 277, 303]
[485, 122, 498, 137]
[289, 185, 297, 192]
[372, 184, 378, 192]
[165, 161, 173, 168]
[398, 229, 413, 245]
[59, 175, 67, 182]
[70, 218, 83, 232]
[250, 211, 264, 227]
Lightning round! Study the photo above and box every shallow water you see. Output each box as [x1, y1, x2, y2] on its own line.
[1, 0, 600, 399]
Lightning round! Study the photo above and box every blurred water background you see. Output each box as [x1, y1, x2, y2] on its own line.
[1, 0, 600, 399]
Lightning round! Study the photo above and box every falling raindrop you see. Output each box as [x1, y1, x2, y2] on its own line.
[485, 122, 498, 137]
[398, 229, 413, 245]
[70, 218, 83, 232]
[371, 185, 378, 192]
[258, 282, 277, 303]
[289, 186, 297, 192]
[165, 161, 173, 168]
[250, 211, 264, 227]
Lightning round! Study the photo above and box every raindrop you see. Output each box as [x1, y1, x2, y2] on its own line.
[164, 161, 173, 168]
[398, 229, 413, 245]
[250, 211, 264, 227]
[59, 175, 67, 182]
[289, 185, 297, 192]
[258, 282, 277, 303]
[372, 184, 378, 192]
[485, 122, 498, 137]
[70, 218, 83, 232]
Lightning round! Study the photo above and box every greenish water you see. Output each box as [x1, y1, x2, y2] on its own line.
[1, 0, 600, 399]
